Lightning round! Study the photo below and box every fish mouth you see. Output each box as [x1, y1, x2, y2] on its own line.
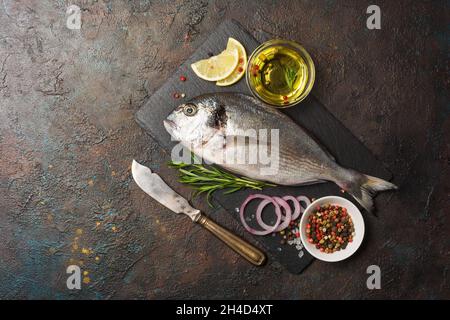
[163, 119, 177, 130]
[163, 119, 180, 140]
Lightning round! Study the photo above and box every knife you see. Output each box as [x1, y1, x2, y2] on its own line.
[131, 160, 266, 266]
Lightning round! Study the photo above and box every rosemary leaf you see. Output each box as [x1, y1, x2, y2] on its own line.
[168, 160, 276, 207]
[284, 64, 299, 90]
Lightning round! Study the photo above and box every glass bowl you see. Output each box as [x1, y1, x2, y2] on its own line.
[246, 39, 315, 108]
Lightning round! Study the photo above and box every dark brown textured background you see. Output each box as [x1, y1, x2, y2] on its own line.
[0, 0, 448, 299]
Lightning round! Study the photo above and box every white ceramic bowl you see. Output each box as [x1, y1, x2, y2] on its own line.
[299, 196, 365, 262]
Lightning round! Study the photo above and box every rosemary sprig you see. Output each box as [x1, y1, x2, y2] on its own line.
[169, 161, 276, 207]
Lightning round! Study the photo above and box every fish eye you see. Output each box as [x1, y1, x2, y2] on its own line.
[183, 104, 198, 116]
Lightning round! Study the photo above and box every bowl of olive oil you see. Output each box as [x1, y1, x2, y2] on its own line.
[246, 39, 315, 108]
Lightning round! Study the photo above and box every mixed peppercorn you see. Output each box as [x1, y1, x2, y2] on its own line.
[172, 75, 188, 99]
[278, 220, 301, 245]
[307, 204, 354, 253]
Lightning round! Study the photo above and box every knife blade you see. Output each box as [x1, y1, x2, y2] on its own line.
[131, 160, 266, 266]
[131, 160, 201, 222]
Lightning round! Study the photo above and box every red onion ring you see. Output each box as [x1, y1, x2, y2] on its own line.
[282, 195, 301, 220]
[257, 196, 292, 232]
[239, 194, 282, 235]
[272, 196, 292, 231]
[239, 194, 311, 235]
[255, 199, 275, 230]
[296, 195, 311, 214]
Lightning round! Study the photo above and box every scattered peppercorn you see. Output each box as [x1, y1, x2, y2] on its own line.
[307, 204, 354, 253]
[279, 217, 303, 245]
[180, 75, 186, 81]
[173, 92, 180, 99]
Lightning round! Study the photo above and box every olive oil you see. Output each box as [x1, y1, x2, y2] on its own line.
[246, 41, 315, 107]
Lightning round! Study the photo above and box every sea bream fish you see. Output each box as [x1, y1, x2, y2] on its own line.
[163, 93, 397, 213]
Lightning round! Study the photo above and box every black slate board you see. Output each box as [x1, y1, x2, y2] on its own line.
[136, 19, 391, 274]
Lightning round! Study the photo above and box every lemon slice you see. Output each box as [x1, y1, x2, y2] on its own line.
[191, 48, 239, 81]
[216, 38, 247, 86]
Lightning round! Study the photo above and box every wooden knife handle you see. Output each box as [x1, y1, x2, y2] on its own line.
[197, 214, 266, 266]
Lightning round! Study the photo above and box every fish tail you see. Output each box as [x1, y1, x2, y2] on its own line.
[337, 170, 398, 214]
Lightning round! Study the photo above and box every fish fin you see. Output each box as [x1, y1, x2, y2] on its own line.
[319, 146, 336, 162]
[290, 179, 328, 186]
[338, 172, 398, 214]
